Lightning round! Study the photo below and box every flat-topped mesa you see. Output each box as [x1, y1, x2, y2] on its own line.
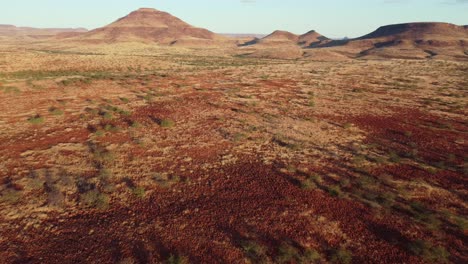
[135, 7, 160, 12]
[358, 22, 468, 40]
[74, 7, 226, 45]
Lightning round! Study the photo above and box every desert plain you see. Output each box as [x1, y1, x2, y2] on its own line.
[0, 8, 467, 264]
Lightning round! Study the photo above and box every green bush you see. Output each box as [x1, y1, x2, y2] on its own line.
[27, 115, 44, 124]
[80, 190, 109, 209]
[132, 187, 146, 198]
[277, 243, 300, 263]
[301, 249, 321, 263]
[0, 189, 21, 204]
[160, 119, 175, 128]
[330, 247, 352, 264]
[327, 185, 343, 197]
[276, 243, 321, 264]
[166, 254, 189, 264]
[408, 240, 449, 263]
[241, 240, 267, 263]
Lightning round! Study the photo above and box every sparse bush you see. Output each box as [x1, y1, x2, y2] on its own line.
[407, 240, 449, 263]
[166, 254, 189, 264]
[104, 124, 118, 132]
[301, 249, 321, 263]
[233, 133, 246, 142]
[273, 134, 300, 150]
[277, 243, 300, 263]
[3, 86, 20, 94]
[0, 189, 21, 204]
[80, 190, 109, 209]
[241, 240, 267, 263]
[276, 243, 320, 263]
[376, 192, 396, 207]
[339, 178, 351, 188]
[409, 201, 440, 229]
[327, 185, 343, 197]
[59, 79, 72, 86]
[330, 247, 352, 264]
[130, 121, 140, 128]
[102, 111, 113, 120]
[160, 119, 175, 128]
[132, 187, 146, 198]
[453, 216, 468, 232]
[48, 107, 64, 116]
[27, 115, 44, 124]
[389, 151, 401, 163]
[301, 177, 317, 190]
[94, 130, 105, 137]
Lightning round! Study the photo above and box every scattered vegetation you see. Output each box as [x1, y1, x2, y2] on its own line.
[241, 240, 268, 263]
[80, 190, 109, 209]
[166, 254, 189, 264]
[330, 247, 352, 264]
[276, 243, 321, 263]
[407, 240, 449, 263]
[48, 107, 64, 116]
[27, 115, 44, 124]
[0, 189, 22, 204]
[160, 119, 175, 128]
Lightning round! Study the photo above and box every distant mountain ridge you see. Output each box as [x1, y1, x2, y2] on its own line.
[248, 29, 329, 47]
[0, 10, 466, 60]
[0, 24, 87, 38]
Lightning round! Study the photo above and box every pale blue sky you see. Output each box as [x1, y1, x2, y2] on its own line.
[1, 0, 467, 38]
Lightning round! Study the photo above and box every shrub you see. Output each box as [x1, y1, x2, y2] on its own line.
[166, 254, 189, 264]
[102, 111, 113, 120]
[80, 190, 109, 209]
[407, 240, 449, 263]
[301, 249, 321, 263]
[343, 123, 352, 129]
[301, 177, 317, 190]
[241, 240, 267, 262]
[327, 185, 343, 197]
[330, 247, 352, 264]
[0, 189, 21, 204]
[389, 151, 401, 163]
[104, 124, 118, 132]
[409, 201, 440, 230]
[27, 115, 44, 124]
[277, 243, 300, 263]
[160, 119, 175, 128]
[132, 187, 146, 198]
[453, 216, 467, 232]
[49, 107, 64, 116]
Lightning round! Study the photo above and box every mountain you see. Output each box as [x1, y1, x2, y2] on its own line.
[239, 29, 330, 59]
[258, 30, 299, 44]
[72, 8, 226, 45]
[245, 29, 329, 47]
[358, 22, 467, 41]
[298, 30, 329, 47]
[310, 22, 468, 60]
[355, 22, 468, 59]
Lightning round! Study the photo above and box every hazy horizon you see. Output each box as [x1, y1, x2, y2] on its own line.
[1, 0, 467, 38]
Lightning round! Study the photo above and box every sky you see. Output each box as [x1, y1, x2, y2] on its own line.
[1, 0, 467, 38]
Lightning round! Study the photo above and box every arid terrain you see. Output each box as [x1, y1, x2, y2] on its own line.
[0, 8, 467, 264]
